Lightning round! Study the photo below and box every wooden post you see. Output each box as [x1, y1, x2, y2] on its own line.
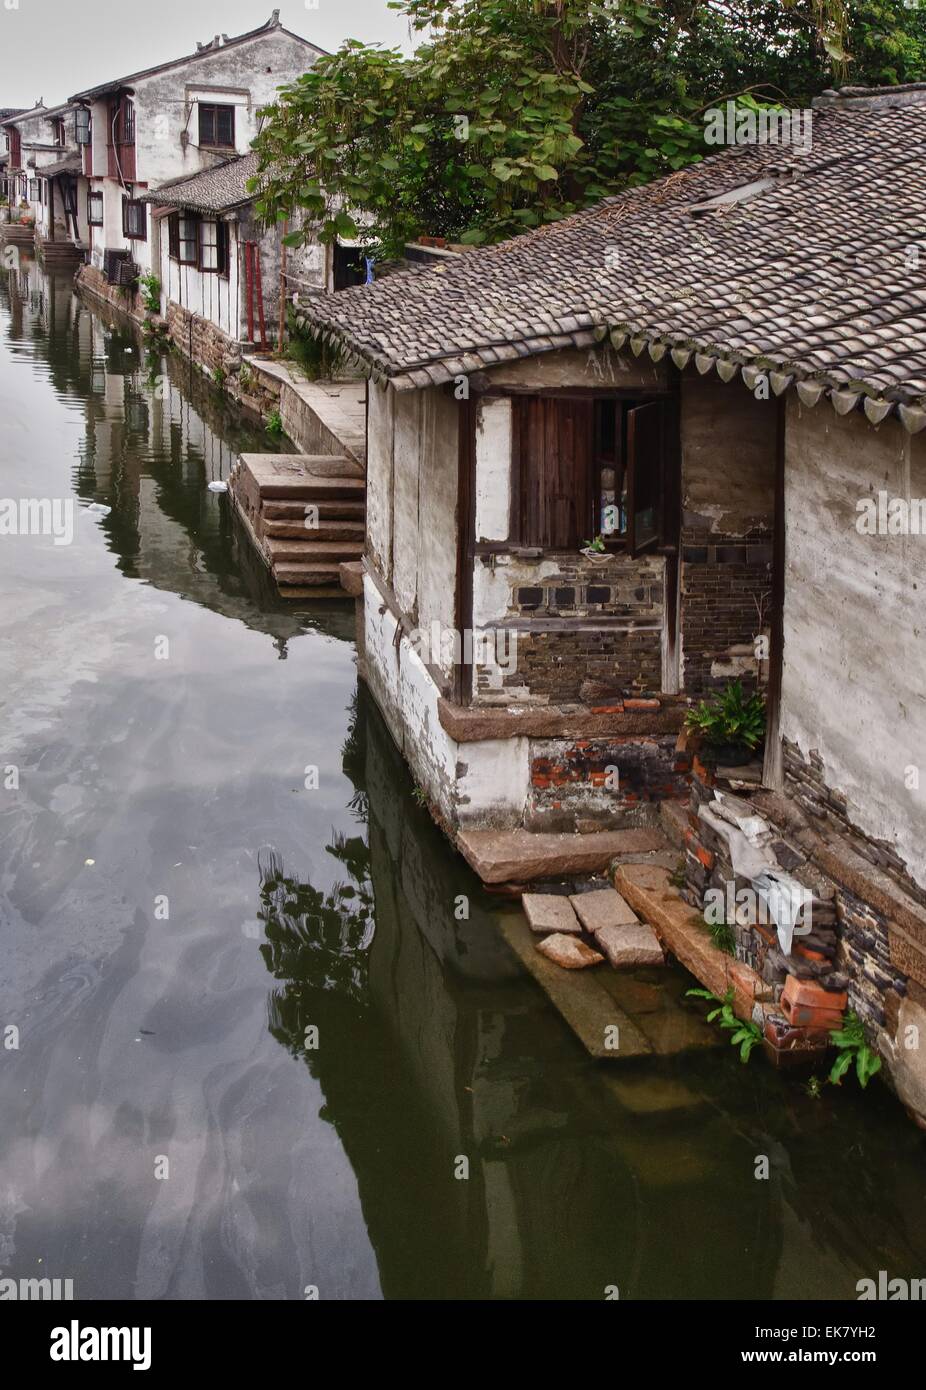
[277, 219, 287, 355]
[244, 240, 254, 343]
[254, 246, 267, 350]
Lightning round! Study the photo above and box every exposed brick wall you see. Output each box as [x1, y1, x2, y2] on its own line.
[526, 732, 690, 830]
[75, 264, 145, 323]
[783, 738, 926, 908]
[481, 552, 665, 704]
[165, 300, 239, 379]
[496, 626, 662, 703]
[680, 529, 773, 694]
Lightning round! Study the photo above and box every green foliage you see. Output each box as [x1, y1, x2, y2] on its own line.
[411, 785, 427, 805]
[828, 1010, 882, 1089]
[709, 920, 737, 957]
[265, 409, 283, 437]
[582, 534, 607, 554]
[212, 365, 226, 389]
[686, 986, 764, 1062]
[253, 1, 926, 257]
[285, 306, 348, 380]
[139, 273, 161, 316]
[685, 680, 767, 752]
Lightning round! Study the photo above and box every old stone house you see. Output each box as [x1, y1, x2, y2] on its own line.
[305, 81, 926, 1117]
[68, 11, 323, 308]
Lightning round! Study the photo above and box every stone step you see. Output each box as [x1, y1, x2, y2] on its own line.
[262, 499, 366, 520]
[522, 893, 583, 935]
[457, 827, 672, 885]
[274, 562, 344, 587]
[262, 518, 365, 541]
[264, 537, 364, 564]
[238, 454, 366, 499]
[499, 913, 652, 1059]
[615, 862, 764, 1023]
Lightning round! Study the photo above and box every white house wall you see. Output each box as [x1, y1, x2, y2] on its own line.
[363, 574, 529, 826]
[781, 399, 926, 888]
[84, 27, 320, 273]
[157, 216, 240, 340]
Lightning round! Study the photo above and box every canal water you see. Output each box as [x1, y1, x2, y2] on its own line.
[1, 256, 925, 1302]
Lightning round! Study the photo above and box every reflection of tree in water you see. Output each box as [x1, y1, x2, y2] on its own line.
[258, 691, 375, 1049]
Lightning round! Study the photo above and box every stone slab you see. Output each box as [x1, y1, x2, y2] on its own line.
[457, 828, 671, 884]
[536, 933, 604, 969]
[615, 862, 766, 1023]
[522, 893, 583, 935]
[595, 921, 665, 969]
[438, 696, 686, 743]
[569, 887, 639, 934]
[499, 914, 652, 1059]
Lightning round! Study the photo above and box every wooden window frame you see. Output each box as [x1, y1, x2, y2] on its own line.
[508, 390, 669, 558]
[198, 103, 235, 149]
[75, 107, 91, 146]
[87, 190, 104, 226]
[198, 217, 229, 276]
[122, 196, 146, 241]
[27, 177, 40, 201]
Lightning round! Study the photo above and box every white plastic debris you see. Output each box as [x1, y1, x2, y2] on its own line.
[85, 502, 111, 515]
[207, 480, 228, 493]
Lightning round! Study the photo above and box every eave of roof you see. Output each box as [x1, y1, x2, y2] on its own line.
[68, 15, 326, 103]
[301, 89, 926, 436]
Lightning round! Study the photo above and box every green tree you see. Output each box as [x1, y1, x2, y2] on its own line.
[252, 0, 926, 258]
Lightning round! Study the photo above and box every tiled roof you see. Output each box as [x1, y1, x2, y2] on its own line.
[40, 155, 82, 177]
[142, 153, 260, 214]
[302, 86, 926, 431]
[69, 12, 325, 103]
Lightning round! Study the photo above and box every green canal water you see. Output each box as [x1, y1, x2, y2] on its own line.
[1, 256, 925, 1301]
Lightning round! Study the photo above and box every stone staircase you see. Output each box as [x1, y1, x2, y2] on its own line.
[228, 452, 365, 597]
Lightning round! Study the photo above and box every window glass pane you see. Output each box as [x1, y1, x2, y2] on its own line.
[200, 220, 218, 269]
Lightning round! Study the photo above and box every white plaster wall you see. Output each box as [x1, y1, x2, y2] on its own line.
[366, 381, 394, 582]
[474, 397, 511, 542]
[781, 399, 926, 887]
[363, 575, 529, 827]
[417, 385, 460, 678]
[158, 215, 240, 339]
[392, 390, 421, 615]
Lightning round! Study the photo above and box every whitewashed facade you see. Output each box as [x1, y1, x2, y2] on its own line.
[69, 11, 323, 283]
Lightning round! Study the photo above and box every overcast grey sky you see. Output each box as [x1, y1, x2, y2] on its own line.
[0, 1, 414, 108]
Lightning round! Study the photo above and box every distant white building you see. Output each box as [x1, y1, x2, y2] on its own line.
[140, 150, 330, 365]
[1, 101, 88, 260]
[68, 11, 323, 288]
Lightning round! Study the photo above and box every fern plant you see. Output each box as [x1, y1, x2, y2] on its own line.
[685, 679, 766, 752]
[828, 1011, 882, 1089]
[687, 987, 763, 1062]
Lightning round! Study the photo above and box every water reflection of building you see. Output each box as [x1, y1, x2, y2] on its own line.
[1, 254, 354, 649]
[255, 685, 926, 1300]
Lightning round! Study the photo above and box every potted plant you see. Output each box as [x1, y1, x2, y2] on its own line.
[684, 679, 766, 766]
[581, 534, 610, 563]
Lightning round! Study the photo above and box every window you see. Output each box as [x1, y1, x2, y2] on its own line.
[198, 103, 235, 148]
[199, 218, 229, 274]
[75, 107, 91, 146]
[121, 98, 135, 144]
[122, 197, 146, 240]
[513, 395, 666, 555]
[52, 117, 66, 146]
[87, 190, 103, 225]
[168, 211, 198, 265]
[28, 178, 40, 200]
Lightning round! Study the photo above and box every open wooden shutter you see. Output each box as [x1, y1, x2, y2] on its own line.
[516, 397, 594, 549]
[167, 212, 179, 260]
[626, 400, 662, 556]
[217, 221, 230, 277]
